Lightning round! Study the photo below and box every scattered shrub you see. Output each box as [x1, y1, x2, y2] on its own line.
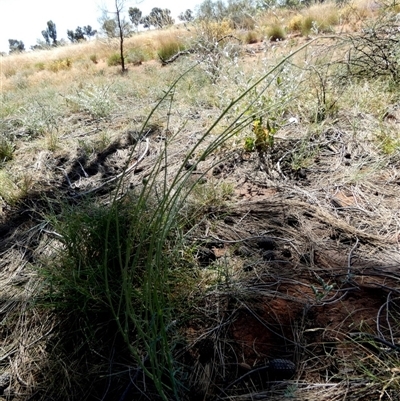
[48, 58, 72, 72]
[244, 30, 261, 44]
[288, 15, 304, 32]
[126, 48, 147, 65]
[157, 37, 186, 63]
[266, 24, 286, 41]
[197, 19, 233, 42]
[66, 84, 115, 118]
[0, 137, 15, 163]
[89, 54, 98, 64]
[107, 52, 124, 67]
[2, 66, 17, 78]
[301, 16, 314, 35]
[34, 62, 45, 71]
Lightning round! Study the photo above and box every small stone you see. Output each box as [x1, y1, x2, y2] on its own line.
[0, 373, 11, 394]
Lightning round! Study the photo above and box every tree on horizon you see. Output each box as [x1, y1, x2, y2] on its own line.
[42, 20, 57, 46]
[8, 39, 25, 53]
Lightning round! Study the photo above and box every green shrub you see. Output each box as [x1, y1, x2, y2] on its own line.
[266, 24, 286, 41]
[288, 15, 303, 32]
[157, 38, 185, 63]
[48, 58, 72, 72]
[0, 137, 15, 163]
[34, 62, 46, 71]
[244, 30, 261, 44]
[89, 54, 98, 64]
[301, 16, 314, 35]
[107, 52, 124, 66]
[66, 84, 115, 118]
[126, 48, 146, 65]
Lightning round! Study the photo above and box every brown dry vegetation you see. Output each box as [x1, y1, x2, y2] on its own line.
[1, 1, 400, 400]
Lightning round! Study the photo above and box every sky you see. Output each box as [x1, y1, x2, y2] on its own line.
[0, 0, 201, 53]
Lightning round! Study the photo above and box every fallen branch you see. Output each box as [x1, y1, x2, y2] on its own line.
[72, 138, 149, 198]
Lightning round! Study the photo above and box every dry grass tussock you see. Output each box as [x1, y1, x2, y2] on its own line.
[1, 2, 400, 400]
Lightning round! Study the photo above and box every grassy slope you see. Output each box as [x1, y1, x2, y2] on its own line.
[1, 1, 400, 400]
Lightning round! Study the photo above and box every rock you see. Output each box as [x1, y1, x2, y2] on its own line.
[0, 373, 11, 395]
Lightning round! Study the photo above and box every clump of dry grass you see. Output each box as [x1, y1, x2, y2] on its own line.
[242, 30, 262, 44]
[155, 33, 188, 63]
[266, 24, 286, 41]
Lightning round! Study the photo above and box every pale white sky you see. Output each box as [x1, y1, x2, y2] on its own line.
[0, 0, 200, 53]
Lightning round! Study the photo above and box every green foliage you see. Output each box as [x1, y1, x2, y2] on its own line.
[244, 30, 260, 44]
[107, 52, 124, 66]
[190, 181, 234, 210]
[244, 136, 256, 151]
[99, 7, 130, 40]
[34, 62, 45, 71]
[0, 137, 15, 163]
[89, 54, 98, 64]
[158, 38, 185, 62]
[36, 40, 313, 400]
[252, 116, 276, 151]
[377, 130, 400, 154]
[0, 171, 19, 204]
[66, 84, 115, 118]
[102, 18, 118, 38]
[126, 48, 146, 65]
[128, 6, 142, 31]
[47, 58, 72, 72]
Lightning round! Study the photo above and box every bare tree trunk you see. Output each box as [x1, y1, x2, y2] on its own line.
[115, 0, 126, 73]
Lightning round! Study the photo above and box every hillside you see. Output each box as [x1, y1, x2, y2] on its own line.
[1, 1, 400, 400]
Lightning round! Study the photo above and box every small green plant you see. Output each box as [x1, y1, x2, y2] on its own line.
[244, 136, 255, 152]
[377, 131, 400, 154]
[0, 170, 22, 204]
[66, 84, 115, 118]
[89, 54, 98, 64]
[126, 48, 146, 65]
[253, 117, 276, 151]
[0, 137, 15, 163]
[107, 52, 124, 67]
[190, 181, 233, 210]
[34, 62, 46, 71]
[288, 15, 303, 33]
[311, 275, 335, 301]
[301, 16, 314, 36]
